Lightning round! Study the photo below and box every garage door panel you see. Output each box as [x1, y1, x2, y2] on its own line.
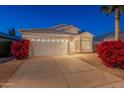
[32, 41, 68, 56]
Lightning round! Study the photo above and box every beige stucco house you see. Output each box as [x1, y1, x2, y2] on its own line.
[20, 24, 94, 56]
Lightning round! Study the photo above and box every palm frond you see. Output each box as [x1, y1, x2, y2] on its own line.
[108, 6, 115, 14]
[101, 5, 110, 15]
[101, 5, 108, 12]
[119, 5, 124, 14]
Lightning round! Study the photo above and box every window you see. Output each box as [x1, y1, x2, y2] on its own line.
[81, 40, 91, 49]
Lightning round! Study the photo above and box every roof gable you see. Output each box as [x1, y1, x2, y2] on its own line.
[80, 32, 94, 37]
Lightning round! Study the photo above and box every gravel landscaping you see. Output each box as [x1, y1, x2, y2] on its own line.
[0, 59, 25, 87]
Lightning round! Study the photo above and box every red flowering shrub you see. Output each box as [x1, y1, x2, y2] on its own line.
[97, 40, 124, 69]
[11, 40, 30, 59]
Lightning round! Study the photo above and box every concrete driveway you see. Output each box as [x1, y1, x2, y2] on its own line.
[3, 55, 124, 88]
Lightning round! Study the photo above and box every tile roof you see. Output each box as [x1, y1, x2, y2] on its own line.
[52, 24, 79, 31]
[20, 24, 80, 35]
[20, 28, 77, 35]
[52, 24, 68, 29]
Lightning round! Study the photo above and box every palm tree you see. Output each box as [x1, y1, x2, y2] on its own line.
[101, 5, 124, 40]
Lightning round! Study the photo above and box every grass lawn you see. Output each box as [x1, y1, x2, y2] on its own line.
[0, 59, 25, 87]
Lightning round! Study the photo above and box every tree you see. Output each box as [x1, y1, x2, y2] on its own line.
[8, 28, 16, 36]
[8, 29, 12, 36]
[101, 5, 124, 40]
[11, 28, 16, 36]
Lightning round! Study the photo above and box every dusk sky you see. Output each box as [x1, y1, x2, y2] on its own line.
[0, 5, 124, 36]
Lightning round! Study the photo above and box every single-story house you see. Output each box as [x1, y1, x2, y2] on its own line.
[0, 32, 22, 41]
[20, 24, 94, 56]
[94, 31, 124, 43]
[93, 31, 124, 52]
[103, 31, 124, 41]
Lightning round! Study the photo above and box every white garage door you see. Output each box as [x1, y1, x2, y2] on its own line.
[31, 39, 68, 56]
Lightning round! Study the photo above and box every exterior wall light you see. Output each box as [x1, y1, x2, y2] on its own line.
[65, 40, 68, 42]
[42, 39, 45, 42]
[57, 39, 60, 42]
[36, 39, 40, 41]
[70, 42, 73, 45]
[61, 40, 64, 42]
[52, 39, 55, 42]
[31, 39, 35, 42]
[47, 39, 50, 42]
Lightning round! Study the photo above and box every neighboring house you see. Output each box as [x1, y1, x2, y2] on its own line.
[20, 24, 94, 56]
[93, 31, 124, 52]
[0, 32, 22, 41]
[103, 31, 124, 41]
[94, 31, 124, 42]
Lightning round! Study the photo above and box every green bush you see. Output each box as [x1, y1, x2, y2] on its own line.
[0, 41, 12, 57]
